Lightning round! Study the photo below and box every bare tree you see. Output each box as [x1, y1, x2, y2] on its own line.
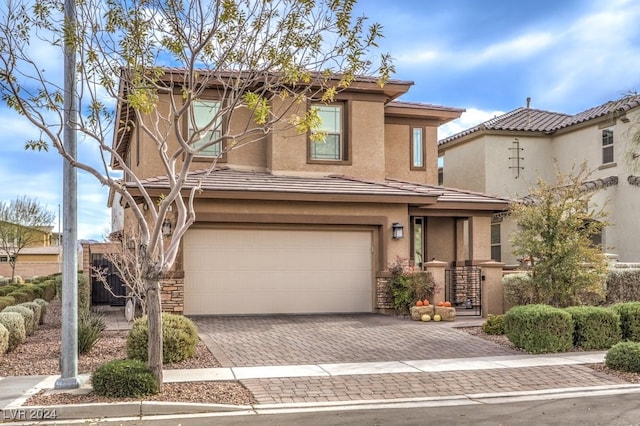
[0, 0, 392, 388]
[0, 196, 56, 281]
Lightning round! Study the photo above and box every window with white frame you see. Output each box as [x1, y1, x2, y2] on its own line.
[190, 100, 222, 157]
[411, 128, 425, 169]
[602, 129, 614, 164]
[310, 104, 346, 161]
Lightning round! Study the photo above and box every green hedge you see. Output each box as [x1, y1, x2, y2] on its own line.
[127, 313, 199, 363]
[606, 341, 640, 373]
[0, 323, 8, 354]
[611, 302, 640, 341]
[482, 314, 505, 335]
[0, 296, 15, 311]
[91, 360, 158, 398]
[36, 280, 56, 302]
[503, 273, 537, 306]
[504, 304, 574, 353]
[3, 305, 35, 336]
[564, 306, 621, 350]
[6, 291, 30, 304]
[0, 312, 26, 351]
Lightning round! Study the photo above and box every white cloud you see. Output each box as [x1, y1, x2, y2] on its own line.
[438, 108, 505, 140]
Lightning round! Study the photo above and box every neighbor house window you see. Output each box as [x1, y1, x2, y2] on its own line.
[0, 256, 7, 263]
[411, 128, 425, 170]
[438, 155, 444, 185]
[491, 223, 501, 262]
[309, 103, 348, 162]
[190, 100, 223, 157]
[602, 129, 614, 164]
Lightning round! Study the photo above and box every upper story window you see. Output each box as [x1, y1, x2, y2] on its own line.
[411, 127, 425, 170]
[190, 100, 223, 157]
[309, 103, 349, 163]
[602, 129, 614, 164]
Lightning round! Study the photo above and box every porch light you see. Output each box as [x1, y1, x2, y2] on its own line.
[392, 222, 404, 239]
[162, 218, 172, 237]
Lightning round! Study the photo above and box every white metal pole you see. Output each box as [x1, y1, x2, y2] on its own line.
[55, 0, 80, 390]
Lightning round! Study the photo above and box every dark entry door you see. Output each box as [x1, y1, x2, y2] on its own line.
[91, 253, 126, 306]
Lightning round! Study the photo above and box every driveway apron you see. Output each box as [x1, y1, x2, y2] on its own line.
[191, 314, 520, 368]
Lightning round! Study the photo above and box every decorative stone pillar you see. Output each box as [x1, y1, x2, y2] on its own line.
[479, 260, 505, 317]
[425, 260, 447, 305]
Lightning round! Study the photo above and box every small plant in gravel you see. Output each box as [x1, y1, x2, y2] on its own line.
[605, 341, 640, 373]
[482, 314, 505, 335]
[78, 310, 106, 354]
[33, 299, 48, 324]
[0, 312, 26, 351]
[127, 313, 199, 363]
[0, 323, 9, 354]
[20, 302, 42, 327]
[3, 305, 35, 336]
[92, 359, 159, 398]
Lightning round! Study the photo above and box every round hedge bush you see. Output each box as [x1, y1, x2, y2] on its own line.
[20, 302, 42, 327]
[606, 341, 640, 373]
[3, 305, 35, 336]
[91, 359, 158, 398]
[33, 299, 48, 324]
[127, 313, 198, 363]
[0, 322, 9, 354]
[0, 312, 26, 351]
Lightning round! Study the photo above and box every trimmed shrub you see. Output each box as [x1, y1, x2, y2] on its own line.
[504, 304, 573, 353]
[3, 305, 35, 336]
[78, 310, 106, 354]
[127, 313, 199, 363]
[611, 302, 640, 341]
[91, 359, 158, 398]
[0, 296, 15, 311]
[482, 314, 505, 335]
[77, 274, 90, 314]
[7, 291, 31, 304]
[33, 299, 48, 324]
[36, 280, 56, 302]
[0, 312, 26, 351]
[0, 323, 8, 354]
[606, 269, 640, 304]
[20, 302, 42, 328]
[0, 285, 18, 297]
[564, 306, 621, 350]
[503, 273, 536, 306]
[606, 341, 640, 373]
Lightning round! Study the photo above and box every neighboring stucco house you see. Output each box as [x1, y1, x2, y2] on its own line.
[0, 224, 62, 279]
[438, 95, 640, 266]
[111, 72, 509, 315]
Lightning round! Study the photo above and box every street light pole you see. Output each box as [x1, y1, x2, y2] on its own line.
[55, 0, 80, 390]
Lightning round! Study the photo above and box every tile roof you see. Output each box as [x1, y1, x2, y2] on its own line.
[133, 168, 509, 207]
[518, 176, 618, 204]
[439, 95, 640, 146]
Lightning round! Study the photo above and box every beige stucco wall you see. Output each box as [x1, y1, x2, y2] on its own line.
[384, 123, 439, 185]
[425, 217, 456, 263]
[441, 138, 487, 192]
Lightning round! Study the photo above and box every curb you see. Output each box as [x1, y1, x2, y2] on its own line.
[5, 384, 640, 424]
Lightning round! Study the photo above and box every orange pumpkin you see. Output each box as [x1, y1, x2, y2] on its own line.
[416, 300, 424, 307]
[423, 299, 430, 306]
[437, 301, 445, 307]
[444, 301, 452, 307]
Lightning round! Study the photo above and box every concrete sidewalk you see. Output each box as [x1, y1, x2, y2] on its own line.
[2, 350, 637, 423]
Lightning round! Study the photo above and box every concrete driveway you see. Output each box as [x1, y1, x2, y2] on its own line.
[191, 314, 520, 368]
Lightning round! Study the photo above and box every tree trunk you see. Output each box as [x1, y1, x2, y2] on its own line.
[145, 277, 163, 391]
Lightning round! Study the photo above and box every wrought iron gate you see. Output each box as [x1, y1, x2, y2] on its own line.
[91, 254, 126, 306]
[445, 267, 482, 316]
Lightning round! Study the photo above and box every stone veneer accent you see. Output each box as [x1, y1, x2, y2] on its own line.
[160, 274, 185, 313]
[376, 275, 393, 310]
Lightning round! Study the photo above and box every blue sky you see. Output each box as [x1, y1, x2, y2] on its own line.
[1, 0, 640, 240]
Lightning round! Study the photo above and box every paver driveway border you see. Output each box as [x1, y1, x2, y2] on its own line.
[191, 313, 520, 368]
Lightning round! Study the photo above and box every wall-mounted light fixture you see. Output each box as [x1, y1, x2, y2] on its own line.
[162, 218, 172, 237]
[392, 222, 404, 239]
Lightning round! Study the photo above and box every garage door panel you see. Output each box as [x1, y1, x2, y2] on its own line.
[184, 229, 373, 315]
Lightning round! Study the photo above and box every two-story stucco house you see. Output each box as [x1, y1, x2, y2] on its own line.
[438, 95, 640, 266]
[111, 71, 509, 315]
